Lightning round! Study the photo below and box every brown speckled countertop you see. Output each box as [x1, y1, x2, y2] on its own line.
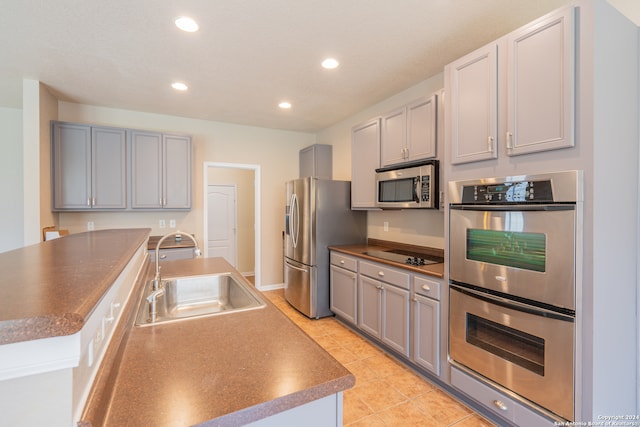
[0, 228, 150, 345]
[329, 238, 445, 278]
[83, 257, 355, 427]
[147, 234, 196, 250]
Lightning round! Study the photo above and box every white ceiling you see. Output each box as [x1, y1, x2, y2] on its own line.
[1, 0, 639, 133]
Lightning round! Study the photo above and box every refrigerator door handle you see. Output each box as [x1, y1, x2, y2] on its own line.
[291, 193, 299, 249]
[285, 259, 308, 273]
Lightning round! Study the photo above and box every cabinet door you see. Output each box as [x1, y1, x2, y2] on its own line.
[448, 43, 498, 164]
[406, 95, 437, 161]
[351, 119, 380, 209]
[330, 265, 358, 325]
[92, 127, 127, 209]
[163, 134, 192, 209]
[358, 275, 382, 337]
[380, 107, 406, 167]
[506, 6, 575, 155]
[52, 122, 91, 210]
[412, 294, 440, 375]
[382, 284, 410, 357]
[130, 130, 163, 209]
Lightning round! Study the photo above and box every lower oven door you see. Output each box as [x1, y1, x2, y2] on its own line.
[449, 285, 574, 421]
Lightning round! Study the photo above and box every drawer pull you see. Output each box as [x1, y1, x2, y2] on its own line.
[493, 400, 508, 411]
[378, 271, 385, 277]
[421, 284, 431, 291]
[340, 260, 345, 265]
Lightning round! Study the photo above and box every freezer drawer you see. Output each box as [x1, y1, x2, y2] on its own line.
[284, 258, 317, 318]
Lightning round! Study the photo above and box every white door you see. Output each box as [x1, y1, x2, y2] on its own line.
[207, 185, 237, 267]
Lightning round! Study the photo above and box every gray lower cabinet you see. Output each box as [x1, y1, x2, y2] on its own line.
[52, 122, 127, 210]
[411, 275, 441, 375]
[329, 251, 443, 377]
[358, 261, 410, 358]
[130, 130, 192, 210]
[329, 253, 358, 325]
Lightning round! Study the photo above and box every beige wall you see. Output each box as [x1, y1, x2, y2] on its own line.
[317, 73, 447, 249]
[56, 102, 316, 286]
[0, 107, 24, 252]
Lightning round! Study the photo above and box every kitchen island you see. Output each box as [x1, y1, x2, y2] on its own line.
[84, 257, 354, 426]
[0, 229, 353, 427]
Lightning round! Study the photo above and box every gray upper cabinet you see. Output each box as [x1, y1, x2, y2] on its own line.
[52, 122, 126, 210]
[447, 43, 499, 164]
[130, 131, 192, 210]
[505, 6, 575, 156]
[447, 6, 575, 164]
[299, 144, 332, 179]
[381, 95, 438, 167]
[351, 118, 381, 209]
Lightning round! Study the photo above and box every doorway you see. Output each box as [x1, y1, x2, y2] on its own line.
[204, 162, 261, 288]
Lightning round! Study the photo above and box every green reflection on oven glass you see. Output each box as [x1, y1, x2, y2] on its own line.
[466, 229, 546, 272]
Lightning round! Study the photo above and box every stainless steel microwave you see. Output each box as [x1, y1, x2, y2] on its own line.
[375, 160, 439, 209]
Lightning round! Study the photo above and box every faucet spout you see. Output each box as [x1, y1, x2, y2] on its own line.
[154, 230, 201, 290]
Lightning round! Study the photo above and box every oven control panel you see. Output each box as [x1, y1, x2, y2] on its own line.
[461, 179, 553, 203]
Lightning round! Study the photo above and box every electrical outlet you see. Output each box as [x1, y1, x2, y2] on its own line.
[87, 221, 94, 231]
[383, 221, 389, 232]
[169, 219, 176, 228]
[159, 219, 166, 228]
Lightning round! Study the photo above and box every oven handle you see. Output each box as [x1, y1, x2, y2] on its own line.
[449, 204, 575, 212]
[450, 284, 575, 322]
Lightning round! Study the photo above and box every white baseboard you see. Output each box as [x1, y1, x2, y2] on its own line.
[258, 282, 284, 291]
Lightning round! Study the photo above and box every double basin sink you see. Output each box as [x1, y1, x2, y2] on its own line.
[135, 272, 266, 326]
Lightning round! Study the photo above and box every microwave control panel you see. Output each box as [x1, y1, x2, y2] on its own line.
[461, 179, 553, 203]
[419, 176, 431, 202]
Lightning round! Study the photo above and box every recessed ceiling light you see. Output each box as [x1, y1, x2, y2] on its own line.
[279, 101, 292, 109]
[321, 58, 339, 69]
[171, 82, 188, 91]
[175, 16, 199, 32]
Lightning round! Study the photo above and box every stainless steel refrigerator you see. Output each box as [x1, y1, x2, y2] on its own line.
[284, 177, 366, 318]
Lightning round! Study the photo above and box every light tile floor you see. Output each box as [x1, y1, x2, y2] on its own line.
[263, 289, 496, 427]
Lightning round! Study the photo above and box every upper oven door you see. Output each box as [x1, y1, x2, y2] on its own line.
[449, 205, 576, 310]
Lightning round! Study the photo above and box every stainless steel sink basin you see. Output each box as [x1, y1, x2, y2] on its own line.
[135, 273, 266, 326]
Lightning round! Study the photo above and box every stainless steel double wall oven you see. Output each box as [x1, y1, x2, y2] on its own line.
[448, 171, 582, 422]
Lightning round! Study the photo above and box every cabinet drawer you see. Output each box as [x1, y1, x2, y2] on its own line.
[451, 367, 558, 426]
[359, 261, 409, 290]
[330, 252, 358, 272]
[413, 275, 441, 300]
[149, 247, 195, 262]
[451, 366, 516, 422]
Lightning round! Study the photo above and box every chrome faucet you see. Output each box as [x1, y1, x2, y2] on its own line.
[147, 287, 165, 323]
[153, 231, 201, 290]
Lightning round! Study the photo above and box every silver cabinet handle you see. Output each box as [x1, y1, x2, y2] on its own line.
[493, 400, 508, 411]
[422, 284, 431, 291]
[378, 271, 385, 277]
[87, 197, 91, 206]
[487, 136, 494, 152]
[506, 132, 513, 149]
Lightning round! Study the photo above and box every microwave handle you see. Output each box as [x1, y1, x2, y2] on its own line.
[413, 177, 420, 204]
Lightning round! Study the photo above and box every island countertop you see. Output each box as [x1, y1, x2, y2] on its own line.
[83, 257, 355, 426]
[0, 228, 150, 345]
